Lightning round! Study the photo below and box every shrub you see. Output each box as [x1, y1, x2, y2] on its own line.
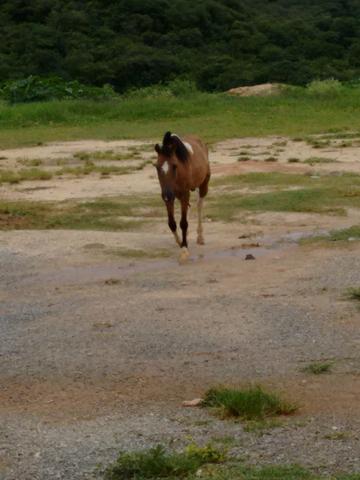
[0, 76, 117, 104]
[306, 79, 343, 96]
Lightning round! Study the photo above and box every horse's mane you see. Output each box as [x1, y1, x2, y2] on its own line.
[162, 131, 189, 163]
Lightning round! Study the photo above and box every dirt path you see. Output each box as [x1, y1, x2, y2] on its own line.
[1, 135, 360, 479]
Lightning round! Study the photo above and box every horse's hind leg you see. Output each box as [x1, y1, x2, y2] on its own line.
[197, 174, 210, 245]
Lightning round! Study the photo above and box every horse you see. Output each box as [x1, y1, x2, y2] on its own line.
[154, 131, 210, 263]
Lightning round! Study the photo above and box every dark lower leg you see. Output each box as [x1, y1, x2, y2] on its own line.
[180, 198, 189, 248]
[166, 201, 181, 246]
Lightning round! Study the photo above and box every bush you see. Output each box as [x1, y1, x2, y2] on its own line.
[124, 79, 200, 99]
[306, 79, 343, 96]
[0, 76, 117, 104]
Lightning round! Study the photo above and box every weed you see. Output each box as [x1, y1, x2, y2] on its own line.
[104, 443, 226, 480]
[203, 386, 297, 420]
[237, 156, 251, 162]
[302, 225, 360, 244]
[243, 418, 284, 433]
[302, 362, 333, 375]
[0, 168, 52, 184]
[287, 158, 300, 163]
[303, 157, 337, 165]
[17, 158, 43, 167]
[264, 156, 278, 162]
[345, 287, 360, 301]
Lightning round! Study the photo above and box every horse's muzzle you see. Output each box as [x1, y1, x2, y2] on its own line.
[162, 187, 175, 203]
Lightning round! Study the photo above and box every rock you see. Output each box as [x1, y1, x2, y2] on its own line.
[227, 83, 284, 97]
[182, 398, 203, 407]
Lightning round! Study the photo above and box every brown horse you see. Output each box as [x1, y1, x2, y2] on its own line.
[154, 131, 210, 263]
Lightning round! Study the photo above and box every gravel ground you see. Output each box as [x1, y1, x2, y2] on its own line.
[1, 229, 360, 479]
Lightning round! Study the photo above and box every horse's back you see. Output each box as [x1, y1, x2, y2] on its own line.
[184, 135, 210, 186]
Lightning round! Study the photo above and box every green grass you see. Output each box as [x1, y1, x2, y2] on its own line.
[209, 172, 360, 220]
[105, 247, 171, 259]
[104, 444, 226, 480]
[103, 447, 360, 480]
[345, 287, 360, 301]
[302, 362, 333, 375]
[202, 386, 297, 420]
[0, 195, 162, 231]
[302, 225, 360, 245]
[0, 168, 52, 184]
[4, 89, 360, 148]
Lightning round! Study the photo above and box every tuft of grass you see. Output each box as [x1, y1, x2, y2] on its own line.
[264, 156, 278, 162]
[203, 386, 297, 420]
[104, 443, 226, 480]
[302, 362, 333, 375]
[303, 157, 337, 165]
[287, 157, 300, 163]
[345, 287, 360, 301]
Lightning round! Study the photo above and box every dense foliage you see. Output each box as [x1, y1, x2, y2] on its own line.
[1, 0, 360, 92]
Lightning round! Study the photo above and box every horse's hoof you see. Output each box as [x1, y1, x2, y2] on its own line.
[178, 247, 190, 265]
[197, 236, 205, 245]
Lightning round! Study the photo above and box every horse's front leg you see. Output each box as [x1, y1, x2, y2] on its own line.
[166, 200, 181, 246]
[179, 194, 190, 264]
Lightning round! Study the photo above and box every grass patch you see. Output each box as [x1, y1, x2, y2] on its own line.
[302, 362, 333, 375]
[243, 418, 284, 433]
[303, 157, 338, 165]
[287, 157, 300, 163]
[0, 195, 162, 231]
[0, 168, 52, 184]
[210, 172, 360, 220]
[203, 386, 297, 420]
[104, 443, 226, 480]
[264, 156, 278, 162]
[17, 158, 43, 167]
[345, 287, 360, 301]
[5, 89, 360, 148]
[302, 225, 360, 245]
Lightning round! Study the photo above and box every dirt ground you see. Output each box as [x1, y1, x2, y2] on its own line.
[1, 135, 360, 479]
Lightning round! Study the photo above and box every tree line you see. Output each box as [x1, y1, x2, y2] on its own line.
[1, 0, 360, 92]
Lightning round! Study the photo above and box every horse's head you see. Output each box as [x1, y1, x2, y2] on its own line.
[154, 132, 188, 203]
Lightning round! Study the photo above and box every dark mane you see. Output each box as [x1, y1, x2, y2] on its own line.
[162, 131, 189, 163]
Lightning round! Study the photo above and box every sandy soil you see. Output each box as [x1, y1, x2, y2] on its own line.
[1, 135, 360, 479]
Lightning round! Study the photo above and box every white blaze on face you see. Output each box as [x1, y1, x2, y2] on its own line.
[162, 161, 169, 174]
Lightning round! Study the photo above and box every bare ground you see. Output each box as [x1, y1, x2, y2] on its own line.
[1, 135, 360, 479]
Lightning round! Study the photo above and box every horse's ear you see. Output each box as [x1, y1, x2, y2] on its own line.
[163, 131, 172, 145]
[155, 143, 161, 154]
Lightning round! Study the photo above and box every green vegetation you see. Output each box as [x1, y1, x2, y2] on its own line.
[303, 157, 338, 165]
[345, 287, 360, 301]
[4, 87, 360, 148]
[2, 1, 360, 92]
[103, 447, 360, 480]
[0, 76, 116, 103]
[203, 386, 297, 420]
[0, 168, 52, 184]
[0, 196, 162, 231]
[302, 362, 333, 375]
[104, 443, 226, 480]
[209, 172, 360, 220]
[302, 225, 360, 245]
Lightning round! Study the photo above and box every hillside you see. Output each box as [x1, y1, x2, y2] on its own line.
[1, 0, 360, 91]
